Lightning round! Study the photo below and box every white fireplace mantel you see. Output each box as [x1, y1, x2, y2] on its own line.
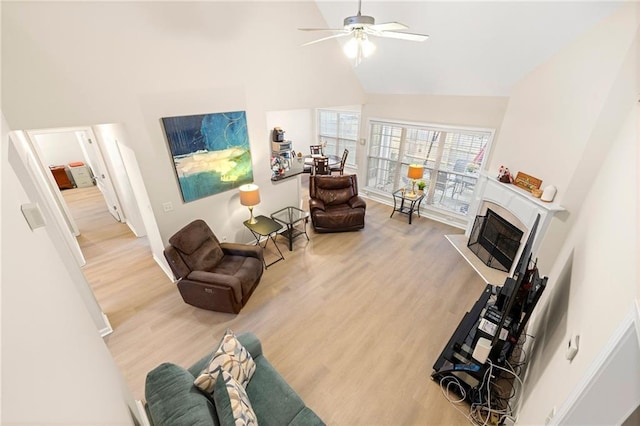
[447, 171, 565, 284]
[468, 172, 564, 251]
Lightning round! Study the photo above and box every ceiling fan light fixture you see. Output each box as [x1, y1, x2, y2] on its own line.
[343, 31, 376, 64]
[300, 0, 428, 65]
[361, 37, 376, 57]
[343, 36, 360, 59]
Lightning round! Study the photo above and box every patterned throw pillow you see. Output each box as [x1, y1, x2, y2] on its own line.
[194, 329, 256, 394]
[213, 369, 258, 426]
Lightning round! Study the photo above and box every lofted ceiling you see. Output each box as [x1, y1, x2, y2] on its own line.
[306, 1, 624, 96]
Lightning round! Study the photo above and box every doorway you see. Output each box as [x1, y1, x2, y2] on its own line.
[29, 127, 125, 230]
[18, 123, 169, 327]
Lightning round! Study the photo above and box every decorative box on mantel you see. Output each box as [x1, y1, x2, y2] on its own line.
[447, 171, 565, 285]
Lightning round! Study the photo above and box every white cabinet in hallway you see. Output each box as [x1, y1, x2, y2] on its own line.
[69, 164, 94, 188]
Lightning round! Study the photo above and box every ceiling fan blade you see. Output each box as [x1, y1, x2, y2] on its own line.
[369, 22, 408, 32]
[376, 31, 429, 42]
[302, 32, 350, 47]
[298, 28, 347, 32]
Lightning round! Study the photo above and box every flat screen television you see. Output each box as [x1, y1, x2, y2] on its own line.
[490, 214, 541, 349]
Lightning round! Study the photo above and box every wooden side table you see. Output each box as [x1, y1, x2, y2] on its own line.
[243, 215, 284, 268]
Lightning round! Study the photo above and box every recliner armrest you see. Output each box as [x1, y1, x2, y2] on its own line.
[348, 196, 366, 209]
[309, 198, 326, 212]
[220, 243, 264, 262]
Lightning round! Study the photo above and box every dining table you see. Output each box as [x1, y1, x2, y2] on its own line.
[301, 154, 342, 173]
[271, 154, 342, 181]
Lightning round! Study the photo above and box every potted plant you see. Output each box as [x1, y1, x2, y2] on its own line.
[417, 181, 426, 194]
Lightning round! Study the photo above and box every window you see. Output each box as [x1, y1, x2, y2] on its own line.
[317, 110, 359, 167]
[367, 120, 492, 219]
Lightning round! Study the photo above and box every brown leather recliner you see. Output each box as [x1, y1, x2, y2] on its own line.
[309, 174, 366, 232]
[163, 219, 264, 314]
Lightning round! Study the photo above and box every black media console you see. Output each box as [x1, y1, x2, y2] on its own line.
[431, 214, 547, 402]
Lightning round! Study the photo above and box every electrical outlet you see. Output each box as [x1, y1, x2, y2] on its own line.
[162, 202, 174, 212]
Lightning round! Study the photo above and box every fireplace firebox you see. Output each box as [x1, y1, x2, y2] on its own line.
[467, 209, 524, 272]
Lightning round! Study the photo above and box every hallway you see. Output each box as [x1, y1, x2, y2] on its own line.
[61, 186, 172, 329]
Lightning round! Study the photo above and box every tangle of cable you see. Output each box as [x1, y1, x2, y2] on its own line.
[437, 335, 529, 425]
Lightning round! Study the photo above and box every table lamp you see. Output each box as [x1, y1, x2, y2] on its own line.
[407, 164, 424, 197]
[239, 184, 260, 224]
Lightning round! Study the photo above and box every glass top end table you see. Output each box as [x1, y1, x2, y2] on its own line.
[390, 189, 426, 224]
[271, 206, 310, 251]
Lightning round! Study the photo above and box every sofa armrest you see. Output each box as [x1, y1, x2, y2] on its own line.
[220, 242, 264, 262]
[309, 198, 325, 212]
[348, 196, 367, 209]
[145, 362, 217, 426]
[187, 271, 242, 302]
[237, 332, 263, 359]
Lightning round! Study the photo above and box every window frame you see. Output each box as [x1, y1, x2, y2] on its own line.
[316, 109, 360, 168]
[365, 117, 495, 221]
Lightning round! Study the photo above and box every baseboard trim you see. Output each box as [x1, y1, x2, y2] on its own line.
[126, 220, 145, 238]
[153, 253, 175, 281]
[361, 189, 467, 229]
[99, 311, 113, 337]
[134, 400, 151, 426]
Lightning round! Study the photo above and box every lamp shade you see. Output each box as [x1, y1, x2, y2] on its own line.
[407, 165, 424, 180]
[239, 184, 260, 206]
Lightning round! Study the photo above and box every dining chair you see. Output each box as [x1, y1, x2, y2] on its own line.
[310, 145, 323, 156]
[313, 157, 330, 175]
[330, 149, 349, 175]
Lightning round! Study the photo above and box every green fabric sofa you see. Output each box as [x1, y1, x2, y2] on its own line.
[145, 333, 325, 426]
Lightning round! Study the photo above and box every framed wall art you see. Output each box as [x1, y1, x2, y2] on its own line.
[162, 111, 254, 202]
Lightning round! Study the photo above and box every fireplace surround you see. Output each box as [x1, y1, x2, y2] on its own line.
[446, 171, 564, 284]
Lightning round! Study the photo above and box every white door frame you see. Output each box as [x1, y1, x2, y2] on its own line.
[75, 128, 124, 222]
[8, 131, 112, 334]
[19, 130, 86, 267]
[26, 127, 83, 238]
[25, 123, 172, 280]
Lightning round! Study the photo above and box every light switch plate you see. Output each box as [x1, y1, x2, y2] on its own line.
[21, 203, 46, 230]
[566, 334, 580, 361]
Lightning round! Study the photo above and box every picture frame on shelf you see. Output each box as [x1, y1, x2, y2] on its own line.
[513, 172, 542, 193]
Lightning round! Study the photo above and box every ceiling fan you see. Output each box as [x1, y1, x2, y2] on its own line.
[299, 0, 429, 65]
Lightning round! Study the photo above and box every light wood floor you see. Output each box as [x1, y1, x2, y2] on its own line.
[63, 185, 486, 425]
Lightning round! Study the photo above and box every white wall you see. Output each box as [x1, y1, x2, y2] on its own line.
[362, 94, 508, 130]
[92, 124, 147, 237]
[517, 95, 638, 426]
[1, 1, 365, 246]
[265, 108, 314, 157]
[360, 94, 509, 177]
[1, 113, 134, 425]
[32, 131, 86, 167]
[489, 5, 638, 271]
[505, 4, 640, 423]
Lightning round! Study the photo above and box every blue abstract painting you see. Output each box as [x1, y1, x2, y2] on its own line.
[162, 111, 254, 202]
